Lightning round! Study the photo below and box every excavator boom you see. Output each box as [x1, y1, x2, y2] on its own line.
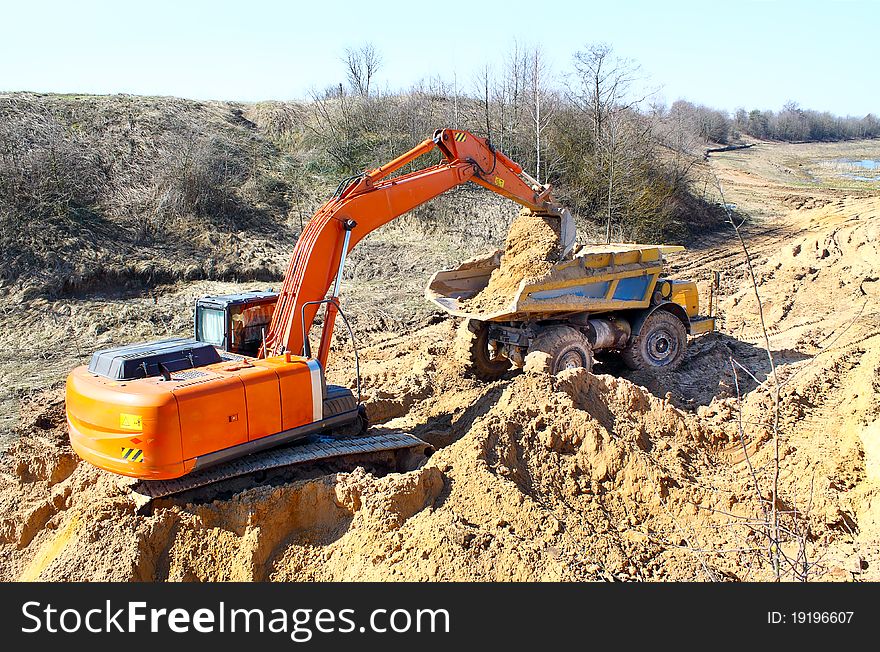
[263, 128, 574, 365]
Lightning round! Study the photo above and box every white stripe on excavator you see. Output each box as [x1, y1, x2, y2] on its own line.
[306, 359, 323, 422]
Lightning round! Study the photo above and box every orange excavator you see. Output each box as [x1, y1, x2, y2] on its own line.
[65, 128, 574, 497]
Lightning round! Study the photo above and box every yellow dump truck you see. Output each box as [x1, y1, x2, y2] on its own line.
[426, 243, 716, 378]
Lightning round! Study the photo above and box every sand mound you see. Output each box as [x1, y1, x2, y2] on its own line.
[0, 349, 732, 582]
[2, 295, 878, 581]
[461, 209, 562, 314]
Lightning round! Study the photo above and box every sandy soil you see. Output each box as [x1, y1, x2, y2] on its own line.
[0, 141, 878, 582]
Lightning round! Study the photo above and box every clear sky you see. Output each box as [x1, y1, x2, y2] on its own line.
[1, 0, 875, 116]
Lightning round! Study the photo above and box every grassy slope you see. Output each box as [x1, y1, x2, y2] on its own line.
[0, 93, 307, 301]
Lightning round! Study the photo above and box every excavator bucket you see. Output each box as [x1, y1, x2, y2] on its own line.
[555, 207, 577, 259]
[527, 206, 576, 260]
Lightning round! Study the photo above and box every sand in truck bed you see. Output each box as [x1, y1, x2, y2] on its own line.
[460, 209, 562, 314]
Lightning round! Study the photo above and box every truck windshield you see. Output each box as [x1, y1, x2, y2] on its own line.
[197, 308, 226, 347]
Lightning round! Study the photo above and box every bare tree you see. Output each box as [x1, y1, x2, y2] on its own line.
[452, 69, 460, 129]
[571, 43, 647, 242]
[501, 43, 527, 160]
[343, 43, 382, 97]
[525, 47, 555, 183]
[477, 64, 493, 141]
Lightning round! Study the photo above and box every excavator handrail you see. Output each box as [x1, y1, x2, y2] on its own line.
[261, 128, 574, 367]
[299, 298, 362, 404]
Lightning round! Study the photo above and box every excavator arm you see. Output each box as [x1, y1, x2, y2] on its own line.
[262, 128, 575, 366]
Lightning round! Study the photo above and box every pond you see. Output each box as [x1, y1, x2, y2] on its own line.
[820, 158, 880, 181]
[846, 159, 880, 170]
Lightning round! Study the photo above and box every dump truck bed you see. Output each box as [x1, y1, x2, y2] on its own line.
[426, 243, 686, 321]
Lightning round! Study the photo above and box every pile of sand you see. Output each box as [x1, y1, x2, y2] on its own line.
[5, 301, 863, 582]
[0, 350, 726, 581]
[461, 209, 562, 314]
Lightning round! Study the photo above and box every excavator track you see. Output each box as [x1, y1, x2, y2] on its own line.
[128, 431, 431, 501]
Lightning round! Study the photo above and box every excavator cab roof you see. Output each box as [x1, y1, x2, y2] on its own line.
[196, 290, 278, 310]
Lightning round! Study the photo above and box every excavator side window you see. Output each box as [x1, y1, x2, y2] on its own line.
[228, 302, 274, 357]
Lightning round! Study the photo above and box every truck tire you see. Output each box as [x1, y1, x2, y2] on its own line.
[524, 325, 593, 375]
[457, 320, 510, 381]
[622, 310, 687, 371]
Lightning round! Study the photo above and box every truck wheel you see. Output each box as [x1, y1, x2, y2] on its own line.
[524, 326, 593, 375]
[457, 320, 510, 381]
[622, 310, 687, 371]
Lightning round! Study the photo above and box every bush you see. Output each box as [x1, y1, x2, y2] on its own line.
[0, 107, 108, 223]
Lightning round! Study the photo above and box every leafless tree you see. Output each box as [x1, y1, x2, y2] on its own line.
[571, 43, 649, 242]
[525, 47, 555, 183]
[572, 44, 641, 147]
[477, 64, 493, 141]
[344, 43, 382, 97]
[499, 43, 526, 160]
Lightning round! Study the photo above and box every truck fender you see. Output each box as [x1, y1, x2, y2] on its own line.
[628, 301, 691, 336]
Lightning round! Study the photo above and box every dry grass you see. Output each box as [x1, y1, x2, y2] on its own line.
[0, 93, 306, 302]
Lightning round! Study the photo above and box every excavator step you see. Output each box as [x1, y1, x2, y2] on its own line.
[127, 431, 431, 501]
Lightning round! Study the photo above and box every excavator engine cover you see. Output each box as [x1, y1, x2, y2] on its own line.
[87, 338, 221, 381]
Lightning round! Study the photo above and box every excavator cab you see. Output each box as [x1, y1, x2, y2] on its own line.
[195, 291, 278, 357]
